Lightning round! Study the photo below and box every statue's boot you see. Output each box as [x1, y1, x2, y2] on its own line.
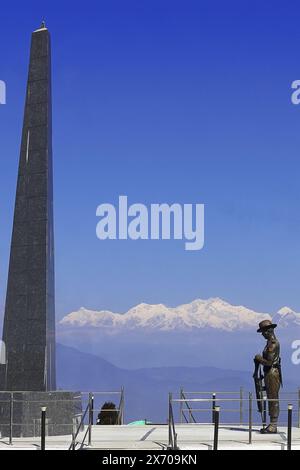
[260, 423, 277, 434]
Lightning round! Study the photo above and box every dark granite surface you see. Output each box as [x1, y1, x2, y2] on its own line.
[1, 26, 56, 391]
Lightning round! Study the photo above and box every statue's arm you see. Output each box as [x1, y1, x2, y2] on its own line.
[255, 341, 276, 366]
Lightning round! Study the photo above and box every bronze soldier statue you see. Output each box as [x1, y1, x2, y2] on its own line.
[254, 319, 282, 434]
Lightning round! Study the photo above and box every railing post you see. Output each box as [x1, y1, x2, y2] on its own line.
[71, 431, 75, 450]
[168, 393, 172, 449]
[287, 404, 293, 451]
[41, 407, 47, 451]
[91, 394, 94, 426]
[180, 388, 183, 424]
[248, 392, 252, 445]
[121, 387, 125, 425]
[213, 406, 220, 450]
[298, 388, 300, 428]
[88, 393, 93, 446]
[212, 393, 216, 424]
[117, 388, 123, 424]
[9, 392, 13, 445]
[240, 387, 243, 424]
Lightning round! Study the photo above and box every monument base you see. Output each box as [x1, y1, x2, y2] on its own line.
[0, 391, 82, 438]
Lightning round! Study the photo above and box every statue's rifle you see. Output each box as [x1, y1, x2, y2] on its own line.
[253, 359, 265, 425]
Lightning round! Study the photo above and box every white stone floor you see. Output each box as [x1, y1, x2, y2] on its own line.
[0, 424, 300, 450]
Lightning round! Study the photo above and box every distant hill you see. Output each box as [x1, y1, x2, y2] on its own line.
[57, 344, 299, 423]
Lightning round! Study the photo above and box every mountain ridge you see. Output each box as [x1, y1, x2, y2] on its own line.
[59, 297, 298, 332]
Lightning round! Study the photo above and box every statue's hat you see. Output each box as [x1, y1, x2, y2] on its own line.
[257, 319, 277, 333]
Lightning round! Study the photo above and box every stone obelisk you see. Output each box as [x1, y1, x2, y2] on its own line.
[0, 25, 81, 437]
[1, 22, 56, 391]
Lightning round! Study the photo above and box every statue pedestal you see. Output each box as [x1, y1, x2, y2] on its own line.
[0, 391, 82, 437]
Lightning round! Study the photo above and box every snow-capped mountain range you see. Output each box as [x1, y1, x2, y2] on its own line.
[59, 297, 300, 332]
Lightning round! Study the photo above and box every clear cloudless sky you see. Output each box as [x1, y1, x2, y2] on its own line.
[0, 0, 300, 321]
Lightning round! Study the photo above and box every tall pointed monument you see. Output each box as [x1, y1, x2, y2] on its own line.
[0, 24, 81, 437]
[1, 22, 56, 391]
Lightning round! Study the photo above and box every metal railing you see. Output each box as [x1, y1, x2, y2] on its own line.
[69, 388, 125, 450]
[117, 387, 125, 425]
[169, 391, 300, 450]
[0, 387, 299, 450]
[179, 388, 300, 427]
[69, 398, 91, 450]
[168, 393, 178, 450]
[180, 388, 245, 424]
[0, 389, 125, 448]
[179, 389, 197, 424]
[0, 392, 82, 444]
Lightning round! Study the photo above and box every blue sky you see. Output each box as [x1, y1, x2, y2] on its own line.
[0, 0, 300, 320]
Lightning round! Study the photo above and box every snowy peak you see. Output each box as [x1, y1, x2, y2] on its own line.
[60, 298, 272, 332]
[275, 306, 300, 326]
[278, 307, 294, 316]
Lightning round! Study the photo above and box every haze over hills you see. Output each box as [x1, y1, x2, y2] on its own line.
[57, 343, 251, 423]
[57, 344, 299, 423]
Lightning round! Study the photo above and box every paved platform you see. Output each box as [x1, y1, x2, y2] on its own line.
[0, 424, 300, 450]
[0, 424, 300, 451]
